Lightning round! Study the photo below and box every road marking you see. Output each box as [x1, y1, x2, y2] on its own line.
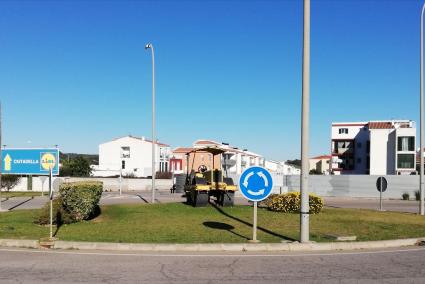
[0, 247, 423, 258]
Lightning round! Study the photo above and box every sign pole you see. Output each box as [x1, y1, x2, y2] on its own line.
[49, 166, 53, 239]
[379, 178, 383, 211]
[119, 169, 122, 196]
[252, 201, 258, 242]
[0, 101, 2, 212]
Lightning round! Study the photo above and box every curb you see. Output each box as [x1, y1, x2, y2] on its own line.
[0, 238, 424, 252]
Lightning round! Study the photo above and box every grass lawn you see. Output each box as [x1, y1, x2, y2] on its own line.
[1, 191, 43, 198]
[1, 203, 425, 243]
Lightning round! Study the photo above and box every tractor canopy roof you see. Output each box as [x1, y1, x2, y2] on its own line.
[186, 146, 226, 156]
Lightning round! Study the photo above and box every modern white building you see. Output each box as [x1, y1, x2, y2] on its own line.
[331, 120, 416, 175]
[94, 135, 171, 177]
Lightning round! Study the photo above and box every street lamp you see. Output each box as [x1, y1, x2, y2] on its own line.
[145, 42, 156, 204]
[300, 0, 310, 242]
[420, 3, 425, 215]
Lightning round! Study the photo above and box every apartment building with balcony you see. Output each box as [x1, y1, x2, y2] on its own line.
[94, 135, 171, 177]
[331, 120, 416, 175]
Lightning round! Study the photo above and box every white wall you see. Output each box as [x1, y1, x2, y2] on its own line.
[369, 129, 392, 175]
[6, 176, 173, 192]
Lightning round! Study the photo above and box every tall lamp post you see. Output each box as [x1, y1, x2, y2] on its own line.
[0, 102, 3, 212]
[300, 0, 310, 242]
[145, 43, 156, 204]
[420, 3, 425, 215]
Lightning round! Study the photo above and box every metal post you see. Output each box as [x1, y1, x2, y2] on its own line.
[145, 43, 156, 204]
[379, 179, 383, 211]
[300, 0, 310, 242]
[252, 201, 258, 242]
[119, 169, 122, 196]
[0, 102, 2, 212]
[420, 3, 425, 215]
[49, 167, 53, 239]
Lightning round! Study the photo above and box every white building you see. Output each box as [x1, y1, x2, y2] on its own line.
[264, 160, 301, 175]
[331, 120, 416, 175]
[94, 135, 171, 177]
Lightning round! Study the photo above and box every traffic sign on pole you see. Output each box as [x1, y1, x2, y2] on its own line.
[239, 166, 274, 202]
[1, 148, 59, 175]
[239, 166, 273, 242]
[376, 176, 388, 211]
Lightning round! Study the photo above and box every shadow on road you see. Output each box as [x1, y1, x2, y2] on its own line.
[210, 202, 297, 242]
[7, 197, 34, 211]
[203, 221, 250, 240]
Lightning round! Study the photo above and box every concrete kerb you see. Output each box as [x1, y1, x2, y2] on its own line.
[0, 238, 424, 252]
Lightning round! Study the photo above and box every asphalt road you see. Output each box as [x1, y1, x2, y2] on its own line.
[0, 247, 424, 283]
[1, 191, 422, 214]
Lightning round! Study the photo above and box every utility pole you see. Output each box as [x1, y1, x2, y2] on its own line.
[0, 101, 3, 211]
[145, 43, 156, 204]
[300, 0, 310, 242]
[420, 2, 425, 215]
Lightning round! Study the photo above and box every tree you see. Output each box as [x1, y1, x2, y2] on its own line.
[60, 156, 92, 177]
[1, 175, 21, 191]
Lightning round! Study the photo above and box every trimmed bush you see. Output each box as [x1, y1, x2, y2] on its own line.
[402, 193, 410, 200]
[266, 192, 324, 214]
[59, 181, 103, 221]
[35, 181, 103, 225]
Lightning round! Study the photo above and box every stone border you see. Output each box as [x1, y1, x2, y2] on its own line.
[0, 238, 424, 252]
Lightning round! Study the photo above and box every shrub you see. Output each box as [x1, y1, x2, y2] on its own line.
[267, 192, 324, 214]
[402, 193, 410, 200]
[59, 181, 103, 221]
[415, 190, 424, 201]
[155, 172, 173, 179]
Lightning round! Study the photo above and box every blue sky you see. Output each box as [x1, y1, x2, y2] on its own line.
[0, 0, 422, 161]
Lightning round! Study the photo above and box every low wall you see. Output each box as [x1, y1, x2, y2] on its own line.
[229, 174, 420, 199]
[6, 177, 173, 192]
[5, 175, 420, 199]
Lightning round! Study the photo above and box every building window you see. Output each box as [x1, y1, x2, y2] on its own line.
[397, 154, 415, 169]
[121, 147, 130, 158]
[397, 137, 414, 151]
[339, 128, 348, 134]
[121, 160, 125, 169]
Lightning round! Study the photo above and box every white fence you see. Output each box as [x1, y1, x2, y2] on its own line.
[228, 174, 420, 199]
[7, 177, 173, 192]
[6, 174, 421, 199]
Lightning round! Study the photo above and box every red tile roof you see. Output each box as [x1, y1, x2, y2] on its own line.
[368, 122, 393, 129]
[194, 140, 220, 145]
[173, 147, 194, 153]
[311, 155, 331, 160]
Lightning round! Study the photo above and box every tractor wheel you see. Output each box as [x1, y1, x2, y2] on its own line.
[193, 191, 209, 207]
[221, 191, 235, 207]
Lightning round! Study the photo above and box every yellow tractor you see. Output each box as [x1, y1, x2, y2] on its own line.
[184, 146, 238, 207]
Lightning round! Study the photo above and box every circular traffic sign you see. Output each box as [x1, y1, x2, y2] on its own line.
[239, 166, 273, 202]
[376, 177, 388, 193]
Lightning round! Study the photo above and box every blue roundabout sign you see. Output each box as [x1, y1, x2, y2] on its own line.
[239, 166, 273, 202]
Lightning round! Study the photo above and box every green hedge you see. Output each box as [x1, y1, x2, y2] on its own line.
[265, 192, 324, 214]
[59, 181, 103, 221]
[35, 181, 103, 225]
